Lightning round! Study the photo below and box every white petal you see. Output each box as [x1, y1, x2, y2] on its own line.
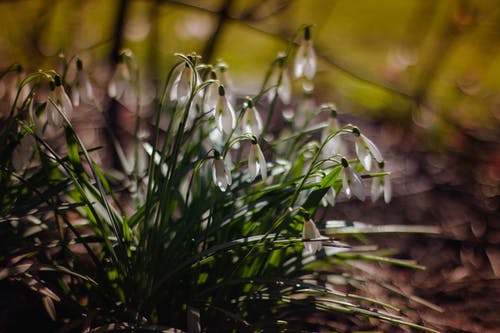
[47, 99, 62, 127]
[108, 80, 117, 98]
[225, 164, 232, 186]
[60, 88, 73, 118]
[71, 88, 80, 107]
[169, 70, 182, 101]
[251, 108, 263, 136]
[371, 177, 383, 202]
[355, 138, 372, 171]
[304, 41, 317, 80]
[294, 43, 306, 78]
[204, 84, 218, 112]
[341, 169, 352, 199]
[361, 134, 383, 163]
[278, 70, 292, 104]
[325, 187, 336, 206]
[384, 175, 392, 203]
[222, 102, 235, 134]
[80, 72, 94, 103]
[248, 146, 257, 181]
[302, 220, 322, 254]
[256, 144, 267, 180]
[348, 167, 365, 201]
[213, 159, 228, 191]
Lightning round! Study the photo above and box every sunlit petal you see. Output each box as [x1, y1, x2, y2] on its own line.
[248, 145, 257, 181]
[384, 175, 392, 203]
[256, 143, 267, 180]
[361, 134, 383, 163]
[348, 167, 365, 201]
[355, 137, 372, 171]
[371, 176, 384, 202]
[302, 219, 323, 254]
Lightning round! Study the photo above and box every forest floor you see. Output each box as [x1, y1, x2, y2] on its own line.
[334, 119, 500, 333]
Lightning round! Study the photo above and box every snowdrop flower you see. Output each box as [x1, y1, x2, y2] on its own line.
[341, 158, 365, 201]
[203, 72, 219, 112]
[170, 62, 196, 104]
[267, 55, 292, 105]
[241, 98, 263, 136]
[216, 62, 235, 105]
[108, 51, 135, 99]
[212, 150, 232, 192]
[352, 127, 383, 172]
[321, 105, 345, 157]
[294, 26, 316, 80]
[248, 137, 267, 181]
[371, 161, 392, 203]
[214, 85, 236, 134]
[302, 219, 323, 254]
[324, 187, 337, 207]
[72, 58, 94, 106]
[47, 75, 73, 127]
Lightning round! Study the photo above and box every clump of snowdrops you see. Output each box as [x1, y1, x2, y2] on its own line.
[0, 25, 438, 332]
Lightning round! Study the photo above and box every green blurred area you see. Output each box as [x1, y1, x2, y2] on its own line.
[1, 0, 499, 148]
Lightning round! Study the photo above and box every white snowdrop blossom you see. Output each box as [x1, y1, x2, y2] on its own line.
[241, 99, 263, 136]
[108, 65, 131, 99]
[72, 59, 94, 106]
[371, 162, 392, 203]
[217, 62, 235, 105]
[341, 158, 365, 201]
[47, 76, 73, 127]
[324, 187, 337, 207]
[215, 85, 236, 134]
[212, 150, 232, 192]
[267, 57, 292, 105]
[352, 127, 383, 172]
[248, 138, 267, 181]
[321, 106, 345, 157]
[108, 51, 135, 99]
[302, 219, 323, 254]
[170, 62, 197, 104]
[294, 26, 316, 80]
[203, 75, 219, 112]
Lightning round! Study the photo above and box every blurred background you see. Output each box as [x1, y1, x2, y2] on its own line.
[0, 0, 499, 332]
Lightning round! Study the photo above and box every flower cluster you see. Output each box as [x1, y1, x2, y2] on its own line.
[148, 26, 392, 256]
[4, 25, 391, 261]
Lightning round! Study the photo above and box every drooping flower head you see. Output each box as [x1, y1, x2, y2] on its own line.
[72, 58, 95, 107]
[170, 60, 198, 104]
[302, 218, 323, 254]
[215, 84, 236, 134]
[203, 69, 219, 112]
[241, 98, 263, 136]
[47, 75, 73, 127]
[108, 50, 135, 99]
[352, 127, 383, 172]
[321, 104, 346, 157]
[371, 161, 392, 203]
[248, 136, 267, 182]
[294, 25, 317, 80]
[212, 149, 232, 192]
[341, 157, 365, 201]
[216, 61, 235, 105]
[267, 53, 292, 105]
